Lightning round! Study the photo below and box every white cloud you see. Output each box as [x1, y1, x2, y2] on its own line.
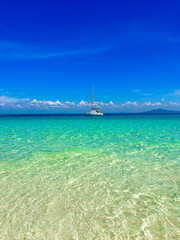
[0, 95, 180, 112]
[26, 99, 116, 110]
[28, 99, 116, 109]
[80, 100, 115, 107]
[109, 101, 114, 105]
[101, 101, 114, 106]
[65, 101, 75, 105]
[144, 102, 161, 106]
[29, 99, 68, 108]
[78, 100, 87, 106]
[30, 99, 62, 105]
[121, 101, 137, 106]
[31, 99, 38, 103]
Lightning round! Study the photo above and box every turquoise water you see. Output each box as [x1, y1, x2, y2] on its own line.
[0, 115, 180, 239]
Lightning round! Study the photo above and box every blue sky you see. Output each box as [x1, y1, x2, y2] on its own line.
[0, 0, 180, 113]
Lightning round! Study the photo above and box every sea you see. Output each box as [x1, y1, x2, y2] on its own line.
[0, 114, 179, 239]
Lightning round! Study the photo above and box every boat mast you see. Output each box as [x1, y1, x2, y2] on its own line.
[86, 84, 94, 112]
[91, 84, 94, 109]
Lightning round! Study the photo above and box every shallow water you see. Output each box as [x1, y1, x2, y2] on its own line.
[0, 115, 180, 239]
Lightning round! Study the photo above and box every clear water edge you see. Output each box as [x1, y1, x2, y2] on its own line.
[0, 115, 180, 239]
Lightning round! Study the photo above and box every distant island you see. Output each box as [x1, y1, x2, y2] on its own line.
[141, 108, 180, 114]
[109, 109, 180, 115]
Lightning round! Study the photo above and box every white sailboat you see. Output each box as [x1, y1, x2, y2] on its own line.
[84, 85, 104, 116]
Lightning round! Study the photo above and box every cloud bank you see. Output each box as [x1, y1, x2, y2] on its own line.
[0, 96, 180, 113]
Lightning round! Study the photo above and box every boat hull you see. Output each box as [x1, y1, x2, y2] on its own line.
[84, 112, 103, 116]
